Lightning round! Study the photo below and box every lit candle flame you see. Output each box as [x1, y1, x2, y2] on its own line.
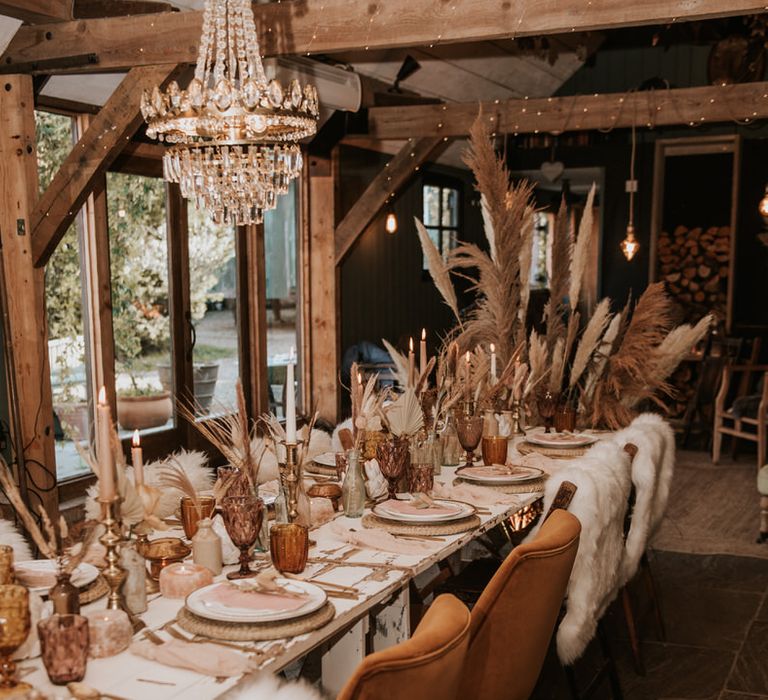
[98, 386, 107, 405]
[409, 337, 414, 352]
[490, 343, 495, 353]
[132, 429, 141, 447]
[465, 351, 471, 364]
[421, 328, 426, 340]
[357, 371, 362, 385]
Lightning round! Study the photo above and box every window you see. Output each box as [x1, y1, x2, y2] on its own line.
[422, 182, 460, 268]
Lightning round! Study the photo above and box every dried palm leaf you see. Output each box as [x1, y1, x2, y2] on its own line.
[383, 387, 424, 438]
[415, 218, 461, 323]
[569, 184, 596, 311]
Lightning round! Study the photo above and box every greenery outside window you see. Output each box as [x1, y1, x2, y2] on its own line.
[422, 181, 460, 269]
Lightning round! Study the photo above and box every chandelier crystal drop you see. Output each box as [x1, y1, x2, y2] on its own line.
[141, 0, 319, 225]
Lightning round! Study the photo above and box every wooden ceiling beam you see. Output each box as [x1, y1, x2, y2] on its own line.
[365, 82, 768, 138]
[0, 0, 72, 23]
[31, 63, 182, 268]
[335, 136, 447, 265]
[3, 0, 768, 74]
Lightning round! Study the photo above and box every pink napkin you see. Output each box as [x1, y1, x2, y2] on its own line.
[206, 582, 307, 612]
[130, 638, 256, 677]
[329, 521, 440, 555]
[432, 481, 521, 507]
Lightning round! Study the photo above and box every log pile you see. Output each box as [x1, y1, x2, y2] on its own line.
[657, 224, 729, 321]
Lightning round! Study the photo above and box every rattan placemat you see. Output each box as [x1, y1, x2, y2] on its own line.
[453, 476, 548, 494]
[79, 575, 109, 605]
[176, 600, 336, 641]
[361, 513, 481, 536]
[517, 442, 587, 459]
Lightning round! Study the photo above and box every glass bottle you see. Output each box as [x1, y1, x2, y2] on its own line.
[342, 449, 366, 518]
[192, 517, 223, 576]
[441, 413, 461, 466]
[50, 570, 79, 615]
[427, 431, 443, 475]
[120, 541, 147, 614]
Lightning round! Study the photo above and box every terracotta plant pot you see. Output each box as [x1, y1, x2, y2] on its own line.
[116, 393, 172, 431]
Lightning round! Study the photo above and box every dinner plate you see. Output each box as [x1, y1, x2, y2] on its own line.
[456, 464, 544, 484]
[524, 431, 598, 449]
[186, 578, 327, 624]
[312, 452, 338, 468]
[372, 498, 475, 523]
[15, 560, 99, 594]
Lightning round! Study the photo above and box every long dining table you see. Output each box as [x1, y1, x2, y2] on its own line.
[21, 464, 544, 699]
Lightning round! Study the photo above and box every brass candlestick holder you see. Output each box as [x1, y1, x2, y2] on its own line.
[282, 442, 300, 523]
[510, 399, 525, 437]
[461, 399, 475, 416]
[98, 498, 127, 611]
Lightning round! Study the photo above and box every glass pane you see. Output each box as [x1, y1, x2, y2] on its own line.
[37, 111, 91, 479]
[422, 227, 441, 270]
[422, 185, 441, 226]
[441, 187, 459, 227]
[265, 181, 299, 418]
[441, 229, 457, 261]
[531, 211, 550, 288]
[188, 205, 238, 413]
[107, 173, 174, 437]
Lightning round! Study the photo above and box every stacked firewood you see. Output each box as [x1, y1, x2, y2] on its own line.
[657, 225, 729, 320]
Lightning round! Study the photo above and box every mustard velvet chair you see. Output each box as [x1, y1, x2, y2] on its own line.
[337, 593, 471, 700]
[458, 509, 581, 700]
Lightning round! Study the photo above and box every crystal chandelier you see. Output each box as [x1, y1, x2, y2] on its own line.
[140, 0, 319, 225]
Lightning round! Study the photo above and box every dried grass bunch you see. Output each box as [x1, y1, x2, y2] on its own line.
[417, 113, 712, 429]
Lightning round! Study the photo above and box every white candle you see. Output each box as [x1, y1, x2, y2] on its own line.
[419, 328, 428, 378]
[465, 351, 471, 401]
[408, 337, 415, 386]
[490, 343, 497, 385]
[286, 347, 297, 443]
[96, 386, 115, 501]
[131, 430, 144, 487]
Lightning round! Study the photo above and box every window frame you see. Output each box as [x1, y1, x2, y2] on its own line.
[421, 175, 463, 265]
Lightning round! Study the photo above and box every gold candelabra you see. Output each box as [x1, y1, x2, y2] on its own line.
[98, 498, 126, 611]
[509, 399, 525, 437]
[282, 442, 300, 523]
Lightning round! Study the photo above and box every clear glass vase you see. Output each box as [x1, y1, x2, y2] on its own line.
[342, 449, 366, 518]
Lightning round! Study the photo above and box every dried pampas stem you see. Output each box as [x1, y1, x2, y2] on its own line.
[415, 218, 461, 324]
[159, 459, 202, 518]
[569, 183, 596, 311]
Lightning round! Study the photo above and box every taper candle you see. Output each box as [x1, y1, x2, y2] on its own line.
[419, 328, 428, 378]
[490, 343, 497, 385]
[131, 430, 143, 487]
[285, 347, 297, 443]
[465, 351, 471, 401]
[96, 387, 115, 501]
[408, 337, 415, 386]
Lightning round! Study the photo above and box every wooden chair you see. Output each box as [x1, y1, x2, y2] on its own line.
[458, 508, 581, 700]
[337, 594, 471, 700]
[712, 363, 768, 469]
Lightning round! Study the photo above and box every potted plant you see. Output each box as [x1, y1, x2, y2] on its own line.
[50, 337, 90, 443]
[116, 380, 173, 431]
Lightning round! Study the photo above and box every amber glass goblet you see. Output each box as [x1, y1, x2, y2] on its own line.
[270, 523, 310, 574]
[455, 415, 483, 467]
[0, 585, 30, 694]
[180, 495, 216, 539]
[38, 614, 89, 685]
[537, 390, 557, 433]
[0, 547, 14, 586]
[222, 495, 264, 580]
[481, 435, 509, 466]
[376, 436, 411, 499]
[217, 466, 252, 497]
[407, 464, 434, 494]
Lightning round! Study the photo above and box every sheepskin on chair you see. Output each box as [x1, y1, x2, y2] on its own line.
[219, 671, 323, 700]
[611, 412, 675, 587]
[253, 428, 332, 484]
[85, 448, 213, 520]
[0, 518, 32, 561]
[525, 439, 632, 664]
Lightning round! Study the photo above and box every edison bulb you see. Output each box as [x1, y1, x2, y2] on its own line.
[385, 211, 398, 234]
[620, 223, 640, 261]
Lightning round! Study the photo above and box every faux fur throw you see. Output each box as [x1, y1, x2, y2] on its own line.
[525, 439, 632, 664]
[611, 412, 675, 587]
[253, 428, 332, 484]
[219, 671, 324, 700]
[85, 448, 213, 520]
[0, 517, 32, 562]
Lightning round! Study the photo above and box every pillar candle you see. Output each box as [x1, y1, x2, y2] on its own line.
[86, 609, 132, 658]
[96, 386, 115, 501]
[131, 429, 143, 487]
[158, 562, 213, 599]
[286, 347, 297, 443]
[419, 328, 428, 378]
[490, 343, 497, 385]
[408, 337, 415, 386]
[465, 351, 471, 401]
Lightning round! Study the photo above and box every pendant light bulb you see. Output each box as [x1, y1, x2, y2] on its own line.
[759, 185, 768, 219]
[385, 211, 398, 234]
[620, 223, 640, 261]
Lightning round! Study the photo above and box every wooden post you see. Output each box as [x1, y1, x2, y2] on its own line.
[306, 153, 339, 424]
[0, 75, 58, 519]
